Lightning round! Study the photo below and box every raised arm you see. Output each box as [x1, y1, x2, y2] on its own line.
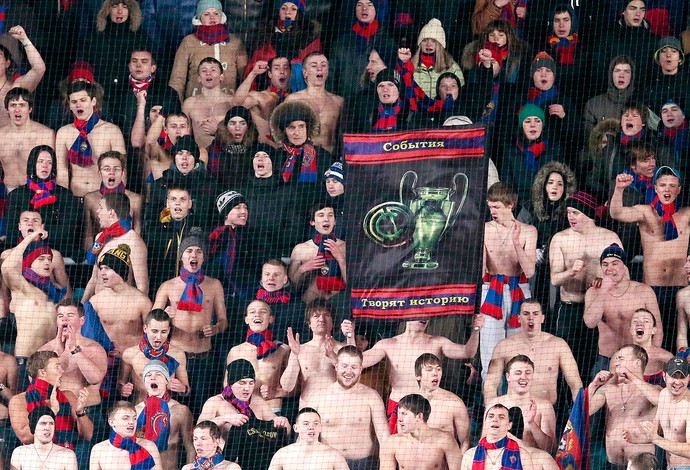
[361, 340, 388, 369]
[525, 401, 556, 453]
[1, 230, 44, 291]
[609, 174, 646, 223]
[9, 26, 46, 91]
[279, 327, 301, 392]
[583, 286, 606, 329]
[233, 61, 267, 108]
[131, 91, 148, 148]
[440, 315, 484, 359]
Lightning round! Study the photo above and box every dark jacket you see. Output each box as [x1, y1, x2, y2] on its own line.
[582, 55, 636, 136]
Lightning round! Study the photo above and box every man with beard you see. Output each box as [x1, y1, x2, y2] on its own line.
[119, 309, 190, 404]
[584, 244, 663, 377]
[10, 407, 78, 470]
[306, 346, 389, 469]
[134, 360, 194, 469]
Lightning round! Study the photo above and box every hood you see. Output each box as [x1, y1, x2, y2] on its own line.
[606, 55, 635, 103]
[589, 118, 621, 156]
[96, 0, 143, 32]
[530, 160, 576, 221]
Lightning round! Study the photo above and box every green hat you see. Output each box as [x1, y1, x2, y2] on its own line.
[518, 104, 545, 124]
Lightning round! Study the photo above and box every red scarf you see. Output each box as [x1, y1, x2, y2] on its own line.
[420, 52, 435, 69]
[129, 74, 155, 94]
[268, 85, 288, 103]
[547, 33, 579, 65]
[246, 329, 280, 359]
[373, 100, 402, 131]
[100, 182, 126, 195]
[27, 178, 57, 208]
[25, 378, 77, 449]
[194, 24, 229, 45]
[86, 218, 131, 265]
[281, 143, 319, 183]
[352, 19, 379, 42]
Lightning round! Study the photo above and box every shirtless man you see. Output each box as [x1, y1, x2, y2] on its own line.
[82, 151, 142, 252]
[37, 299, 107, 428]
[0, 351, 17, 465]
[629, 309, 673, 387]
[481, 182, 537, 379]
[484, 299, 581, 405]
[0, 88, 54, 191]
[134, 360, 194, 469]
[226, 300, 290, 413]
[119, 309, 190, 404]
[89, 401, 162, 470]
[55, 81, 126, 197]
[550, 191, 622, 375]
[10, 407, 78, 470]
[153, 234, 227, 414]
[289, 202, 347, 303]
[268, 408, 348, 470]
[611, 166, 690, 352]
[280, 301, 352, 407]
[198, 359, 290, 433]
[414, 354, 471, 453]
[284, 52, 343, 153]
[0, 26, 46, 129]
[351, 315, 483, 434]
[182, 57, 236, 149]
[461, 403, 534, 470]
[486, 355, 556, 453]
[307, 346, 390, 468]
[584, 244, 663, 376]
[588, 345, 659, 467]
[676, 255, 690, 358]
[380, 393, 462, 470]
[181, 421, 241, 470]
[1, 230, 67, 387]
[82, 193, 148, 299]
[235, 57, 292, 147]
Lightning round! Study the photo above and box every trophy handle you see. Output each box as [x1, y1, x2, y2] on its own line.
[399, 170, 418, 205]
[440, 172, 469, 240]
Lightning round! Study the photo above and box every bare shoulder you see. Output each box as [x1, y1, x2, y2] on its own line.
[139, 438, 159, 456]
[291, 241, 314, 260]
[595, 226, 620, 243]
[121, 345, 137, 363]
[521, 222, 537, 234]
[678, 286, 690, 305]
[203, 276, 224, 292]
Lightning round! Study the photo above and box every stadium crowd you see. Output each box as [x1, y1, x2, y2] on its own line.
[1, 0, 690, 468]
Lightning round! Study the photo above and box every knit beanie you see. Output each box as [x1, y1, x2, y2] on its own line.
[518, 103, 545, 124]
[143, 360, 171, 382]
[530, 51, 557, 76]
[216, 190, 247, 221]
[276, 0, 305, 14]
[68, 61, 95, 84]
[98, 243, 132, 280]
[192, 0, 228, 25]
[29, 406, 56, 434]
[325, 161, 344, 183]
[22, 240, 52, 271]
[224, 106, 253, 127]
[654, 36, 685, 65]
[178, 233, 208, 260]
[417, 18, 446, 49]
[566, 191, 597, 219]
[170, 135, 200, 162]
[600, 243, 627, 265]
[226, 359, 256, 385]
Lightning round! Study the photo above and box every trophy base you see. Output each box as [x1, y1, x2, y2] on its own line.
[402, 260, 439, 270]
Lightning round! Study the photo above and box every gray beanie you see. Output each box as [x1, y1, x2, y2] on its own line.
[178, 232, 208, 260]
[143, 360, 170, 382]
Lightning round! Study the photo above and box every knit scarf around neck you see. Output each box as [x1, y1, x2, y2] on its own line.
[256, 285, 291, 304]
[26, 378, 77, 449]
[373, 99, 403, 131]
[23, 267, 67, 304]
[352, 19, 379, 43]
[139, 335, 180, 375]
[27, 177, 57, 209]
[194, 448, 224, 469]
[420, 52, 435, 69]
[268, 85, 288, 103]
[314, 233, 346, 292]
[86, 218, 131, 265]
[281, 142, 318, 183]
[517, 135, 546, 173]
[136, 393, 171, 451]
[129, 74, 155, 94]
[109, 430, 156, 470]
[100, 182, 126, 195]
[67, 113, 99, 167]
[194, 24, 229, 45]
[246, 329, 280, 359]
[623, 168, 655, 203]
[650, 195, 679, 241]
[471, 436, 523, 469]
[221, 387, 254, 417]
[527, 86, 558, 107]
[209, 225, 237, 278]
[547, 33, 579, 65]
[177, 267, 205, 312]
[620, 129, 645, 146]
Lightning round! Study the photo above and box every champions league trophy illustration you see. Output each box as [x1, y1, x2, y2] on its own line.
[363, 170, 469, 270]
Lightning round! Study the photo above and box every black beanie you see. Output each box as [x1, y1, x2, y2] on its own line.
[226, 359, 256, 385]
[29, 406, 56, 434]
[170, 135, 200, 162]
[98, 243, 131, 280]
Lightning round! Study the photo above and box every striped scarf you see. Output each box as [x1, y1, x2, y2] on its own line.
[352, 19, 379, 44]
[268, 85, 288, 103]
[100, 182, 126, 195]
[256, 286, 291, 304]
[22, 268, 67, 304]
[472, 436, 523, 469]
[194, 24, 229, 45]
[650, 195, 679, 241]
[177, 267, 205, 312]
[136, 393, 171, 451]
[246, 329, 280, 359]
[281, 143, 319, 183]
[527, 86, 558, 108]
[480, 273, 527, 328]
[221, 387, 253, 417]
[623, 168, 655, 204]
[109, 430, 156, 470]
[27, 177, 57, 209]
[86, 218, 131, 265]
[517, 136, 546, 173]
[620, 130, 644, 146]
[67, 113, 99, 167]
[373, 99, 403, 131]
[548, 33, 578, 65]
[194, 448, 224, 469]
[26, 379, 77, 450]
[139, 335, 180, 375]
[209, 225, 237, 278]
[314, 233, 346, 292]
[129, 74, 154, 94]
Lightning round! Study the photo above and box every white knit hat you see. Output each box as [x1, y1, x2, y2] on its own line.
[417, 18, 446, 49]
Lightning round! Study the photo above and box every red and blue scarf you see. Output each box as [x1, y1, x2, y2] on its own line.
[623, 168, 655, 203]
[314, 233, 346, 292]
[620, 130, 645, 146]
[194, 448, 225, 469]
[136, 393, 171, 451]
[281, 143, 319, 183]
[472, 436, 523, 469]
[373, 99, 403, 131]
[268, 85, 288, 103]
[548, 33, 579, 65]
[109, 430, 156, 470]
[177, 267, 204, 312]
[527, 86, 558, 108]
[26, 378, 77, 450]
[650, 195, 679, 241]
[67, 113, 99, 167]
[662, 120, 689, 156]
[86, 218, 131, 265]
[246, 329, 280, 359]
[139, 335, 180, 375]
[22, 267, 67, 304]
[221, 387, 254, 417]
[352, 19, 379, 46]
[480, 273, 527, 328]
[194, 24, 229, 45]
[256, 286, 291, 304]
[100, 182, 126, 195]
[209, 225, 237, 278]
[517, 136, 546, 173]
[27, 177, 57, 209]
